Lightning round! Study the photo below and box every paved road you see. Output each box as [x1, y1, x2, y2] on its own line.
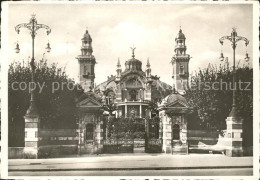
[8, 154, 253, 176]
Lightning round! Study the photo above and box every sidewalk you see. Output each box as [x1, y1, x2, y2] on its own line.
[8, 154, 253, 171]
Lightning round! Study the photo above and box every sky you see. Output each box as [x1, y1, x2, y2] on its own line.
[7, 3, 253, 85]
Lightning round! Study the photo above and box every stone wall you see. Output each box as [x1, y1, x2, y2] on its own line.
[8, 147, 24, 159]
[188, 130, 219, 145]
[39, 129, 77, 158]
[9, 129, 78, 159]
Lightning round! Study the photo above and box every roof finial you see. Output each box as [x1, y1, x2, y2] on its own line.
[130, 45, 136, 58]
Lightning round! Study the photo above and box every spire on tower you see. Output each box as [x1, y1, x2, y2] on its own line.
[117, 58, 121, 68]
[146, 58, 152, 80]
[146, 58, 150, 68]
[116, 58, 122, 82]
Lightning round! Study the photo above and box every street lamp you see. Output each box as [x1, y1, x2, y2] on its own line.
[46, 41, 51, 53]
[15, 14, 51, 117]
[219, 50, 224, 61]
[244, 52, 250, 62]
[219, 28, 249, 117]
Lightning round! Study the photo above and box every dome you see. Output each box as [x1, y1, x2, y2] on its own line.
[176, 29, 186, 39]
[125, 57, 142, 71]
[82, 30, 92, 42]
[162, 91, 189, 107]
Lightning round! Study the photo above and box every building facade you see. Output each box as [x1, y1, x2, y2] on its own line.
[76, 28, 193, 154]
[14, 27, 245, 158]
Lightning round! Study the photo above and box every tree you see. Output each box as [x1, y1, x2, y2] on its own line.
[8, 58, 83, 147]
[185, 63, 253, 147]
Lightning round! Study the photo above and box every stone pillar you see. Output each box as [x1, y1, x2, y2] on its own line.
[140, 105, 142, 118]
[24, 114, 40, 159]
[125, 105, 127, 117]
[160, 111, 172, 154]
[77, 121, 84, 156]
[180, 116, 188, 145]
[95, 116, 103, 154]
[225, 116, 243, 157]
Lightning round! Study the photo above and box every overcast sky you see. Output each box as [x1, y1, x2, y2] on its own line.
[7, 3, 253, 85]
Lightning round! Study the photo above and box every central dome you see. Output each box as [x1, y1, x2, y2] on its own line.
[125, 57, 142, 71]
[125, 48, 142, 71]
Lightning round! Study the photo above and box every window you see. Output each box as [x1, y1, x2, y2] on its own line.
[179, 65, 184, 75]
[84, 65, 87, 75]
[86, 124, 94, 140]
[129, 90, 137, 101]
[106, 91, 115, 105]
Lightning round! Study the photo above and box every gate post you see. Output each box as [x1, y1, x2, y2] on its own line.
[145, 118, 150, 152]
[76, 91, 104, 155]
[95, 116, 104, 154]
[158, 91, 191, 155]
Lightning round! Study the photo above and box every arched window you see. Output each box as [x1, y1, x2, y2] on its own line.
[106, 91, 115, 105]
[86, 124, 94, 140]
[179, 65, 184, 75]
[172, 124, 180, 140]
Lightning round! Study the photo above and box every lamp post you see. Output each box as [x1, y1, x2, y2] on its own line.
[15, 14, 51, 117]
[15, 14, 51, 158]
[219, 28, 249, 118]
[219, 28, 249, 157]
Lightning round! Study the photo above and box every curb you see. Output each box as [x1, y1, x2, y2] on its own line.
[9, 166, 253, 172]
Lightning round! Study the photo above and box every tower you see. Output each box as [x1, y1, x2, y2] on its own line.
[171, 28, 190, 94]
[76, 29, 96, 92]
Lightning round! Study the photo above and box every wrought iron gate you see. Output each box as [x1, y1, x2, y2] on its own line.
[103, 116, 161, 153]
[145, 117, 162, 153]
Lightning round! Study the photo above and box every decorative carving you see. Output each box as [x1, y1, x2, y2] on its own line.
[78, 97, 102, 107]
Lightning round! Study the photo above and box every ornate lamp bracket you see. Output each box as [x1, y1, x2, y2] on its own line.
[15, 15, 51, 37]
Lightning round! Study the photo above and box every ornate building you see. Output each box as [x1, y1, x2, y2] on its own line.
[76, 28, 192, 154]
[13, 27, 246, 158]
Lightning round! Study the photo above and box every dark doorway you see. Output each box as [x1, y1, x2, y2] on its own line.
[85, 123, 94, 140]
[172, 124, 180, 140]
